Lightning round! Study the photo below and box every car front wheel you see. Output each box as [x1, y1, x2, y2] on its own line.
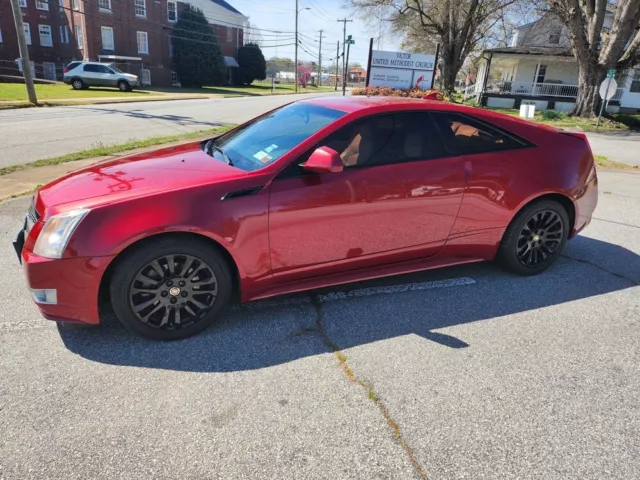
[110, 237, 232, 340]
[118, 80, 131, 92]
[497, 200, 570, 276]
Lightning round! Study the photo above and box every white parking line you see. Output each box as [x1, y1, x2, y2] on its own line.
[319, 277, 477, 302]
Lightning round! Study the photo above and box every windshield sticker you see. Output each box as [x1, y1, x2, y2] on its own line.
[264, 144, 278, 153]
[253, 150, 272, 163]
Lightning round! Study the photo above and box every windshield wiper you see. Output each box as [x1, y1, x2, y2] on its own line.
[208, 142, 234, 167]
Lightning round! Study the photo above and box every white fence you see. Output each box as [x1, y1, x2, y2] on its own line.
[486, 81, 623, 100]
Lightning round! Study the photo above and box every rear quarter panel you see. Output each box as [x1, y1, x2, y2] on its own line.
[452, 110, 595, 236]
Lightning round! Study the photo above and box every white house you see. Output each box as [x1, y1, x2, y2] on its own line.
[474, 13, 640, 113]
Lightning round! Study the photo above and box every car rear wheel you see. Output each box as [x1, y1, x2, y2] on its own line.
[118, 80, 131, 92]
[110, 237, 232, 340]
[71, 79, 85, 90]
[497, 200, 570, 276]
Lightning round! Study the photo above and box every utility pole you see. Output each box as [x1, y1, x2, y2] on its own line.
[335, 41, 340, 91]
[343, 35, 352, 96]
[317, 30, 324, 86]
[9, 0, 37, 105]
[295, 0, 299, 93]
[337, 18, 352, 93]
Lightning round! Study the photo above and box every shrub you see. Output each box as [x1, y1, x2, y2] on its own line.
[541, 110, 567, 121]
[352, 86, 446, 101]
[171, 5, 225, 88]
[238, 43, 266, 85]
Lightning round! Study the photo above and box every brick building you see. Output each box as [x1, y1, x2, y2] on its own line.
[0, 0, 246, 86]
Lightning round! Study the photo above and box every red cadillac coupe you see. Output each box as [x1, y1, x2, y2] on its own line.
[14, 96, 598, 339]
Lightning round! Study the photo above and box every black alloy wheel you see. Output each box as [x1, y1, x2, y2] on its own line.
[497, 200, 569, 276]
[110, 237, 232, 340]
[130, 254, 218, 331]
[516, 210, 564, 266]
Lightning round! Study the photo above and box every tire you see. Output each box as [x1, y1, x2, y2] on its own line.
[110, 237, 232, 340]
[71, 78, 85, 90]
[118, 80, 131, 92]
[497, 199, 570, 276]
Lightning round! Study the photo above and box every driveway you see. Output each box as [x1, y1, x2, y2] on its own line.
[1, 170, 639, 479]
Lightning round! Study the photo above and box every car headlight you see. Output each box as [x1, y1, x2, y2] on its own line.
[33, 209, 89, 259]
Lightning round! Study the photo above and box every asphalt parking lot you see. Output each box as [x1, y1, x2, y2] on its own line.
[1, 170, 639, 480]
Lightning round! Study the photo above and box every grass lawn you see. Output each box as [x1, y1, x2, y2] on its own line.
[480, 107, 632, 132]
[0, 83, 153, 102]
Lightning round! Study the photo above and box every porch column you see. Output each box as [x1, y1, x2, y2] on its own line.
[480, 53, 493, 106]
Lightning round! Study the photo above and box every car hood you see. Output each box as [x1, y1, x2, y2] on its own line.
[37, 142, 246, 211]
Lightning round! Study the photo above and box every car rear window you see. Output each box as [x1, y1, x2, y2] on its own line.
[83, 64, 100, 72]
[430, 112, 524, 154]
[66, 62, 81, 71]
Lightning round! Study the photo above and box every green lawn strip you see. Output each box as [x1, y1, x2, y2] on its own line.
[0, 126, 234, 177]
[594, 154, 636, 170]
[0, 83, 155, 101]
[146, 84, 335, 96]
[479, 106, 630, 132]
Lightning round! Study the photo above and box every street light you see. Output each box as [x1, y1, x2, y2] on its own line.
[295, 3, 311, 93]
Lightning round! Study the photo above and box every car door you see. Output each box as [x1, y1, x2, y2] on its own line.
[82, 64, 100, 86]
[99, 64, 118, 87]
[267, 111, 467, 281]
[429, 111, 531, 235]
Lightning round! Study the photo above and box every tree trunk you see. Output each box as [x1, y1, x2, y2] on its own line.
[572, 60, 605, 117]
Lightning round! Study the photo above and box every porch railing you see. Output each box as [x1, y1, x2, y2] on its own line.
[485, 81, 624, 101]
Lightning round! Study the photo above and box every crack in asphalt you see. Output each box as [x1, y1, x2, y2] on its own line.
[562, 254, 639, 286]
[310, 294, 430, 480]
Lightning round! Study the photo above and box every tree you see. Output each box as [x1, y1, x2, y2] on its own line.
[238, 43, 267, 85]
[268, 56, 295, 72]
[298, 64, 312, 87]
[171, 5, 225, 87]
[546, 0, 640, 117]
[350, 0, 517, 94]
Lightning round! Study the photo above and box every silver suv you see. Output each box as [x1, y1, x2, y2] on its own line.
[63, 61, 139, 91]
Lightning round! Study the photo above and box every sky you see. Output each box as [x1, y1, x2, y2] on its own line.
[228, 0, 403, 69]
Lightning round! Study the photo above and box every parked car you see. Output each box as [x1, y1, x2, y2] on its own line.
[13, 97, 598, 340]
[63, 61, 139, 91]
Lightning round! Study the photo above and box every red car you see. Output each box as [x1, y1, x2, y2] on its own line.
[13, 97, 598, 340]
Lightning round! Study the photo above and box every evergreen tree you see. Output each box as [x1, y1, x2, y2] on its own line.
[238, 43, 267, 85]
[171, 6, 225, 87]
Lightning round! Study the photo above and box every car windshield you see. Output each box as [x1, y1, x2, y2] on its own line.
[108, 64, 124, 73]
[207, 103, 345, 172]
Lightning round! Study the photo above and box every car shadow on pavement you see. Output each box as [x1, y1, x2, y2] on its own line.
[58, 235, 639, 372]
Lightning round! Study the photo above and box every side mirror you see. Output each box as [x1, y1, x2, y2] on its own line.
[302, 147, 344, 174]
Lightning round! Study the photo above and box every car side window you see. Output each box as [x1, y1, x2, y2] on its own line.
[66, 62, 81, 71]
[322, 115, 396, 168]
[430, 112, 523, 154]
[97, 65, 112, 74]
[83, 64, 99, 72]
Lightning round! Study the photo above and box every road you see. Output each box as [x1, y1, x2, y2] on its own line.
[1, 170, 639, 479]
[0, 95, 638, 168]
[585, 130, 640, 167]
[0, 93, 335, 169]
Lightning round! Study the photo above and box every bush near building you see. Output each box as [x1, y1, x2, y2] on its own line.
[238, 43, 267, 85]
[171, 6, 225, 88]
[352, 86, 445, 100]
